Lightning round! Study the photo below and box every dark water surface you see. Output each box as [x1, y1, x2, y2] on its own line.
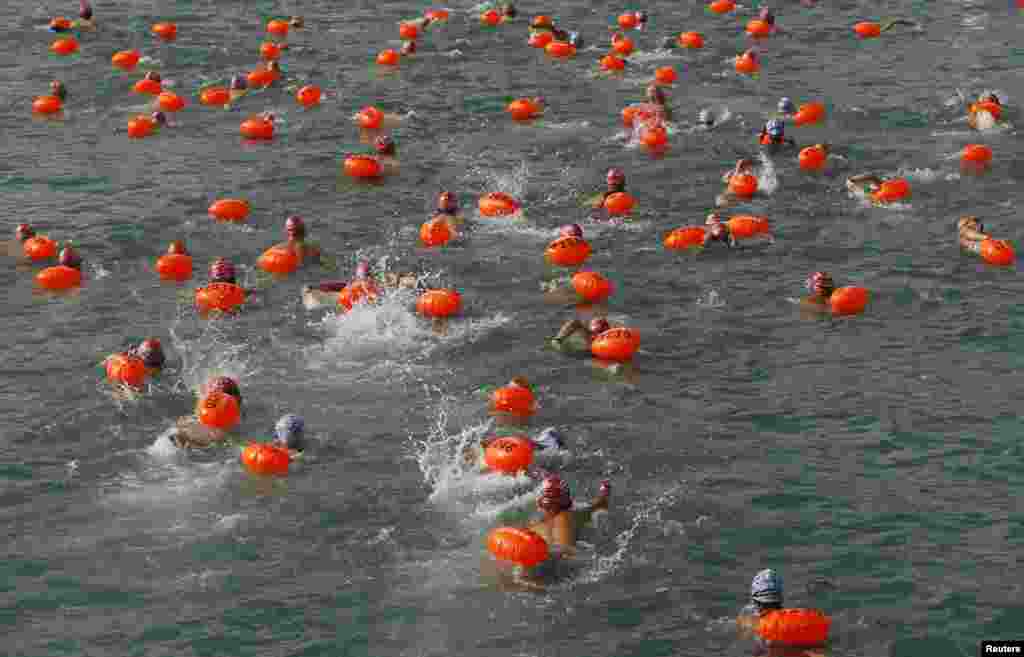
[3, 1, 1023, 656]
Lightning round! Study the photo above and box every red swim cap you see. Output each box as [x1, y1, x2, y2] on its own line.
[589, 317, 610, 334]
[285, 215, 305, 239]
[59, 244, 81, 269]
[166, 240, 188, 255]
[209, 257, 236, 283]
[16, 224, 35, 241]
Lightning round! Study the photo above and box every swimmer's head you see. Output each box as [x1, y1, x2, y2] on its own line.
[354, 260, 371, 279]
[51, 81, 67, 100]
[736, 158, 756, 171]
[136, 338, 165, 369]
[698, 109, 714, 126]
[502, 4, 517, 18]
[205, 376, 241, 403]
[374, 135, 396, 155]
[144, 71, 161, 83]
[151, 111, 167, 126]
[537, 474, 572, 513]
[16, 224, 35, 242]
[606, 167, 626, 189]
[660, 36, 676, 50]
[167, 240, 188, 255]
[777, 97, 796, 114]
[209, 257, 237, 284]
[705, 212, 723, 225]
[59, 244, 81, 269]
[709, 222, 728, 240]
[285, 215, 305, 240]
[530, 15, 552, 29]
[758, 7, 774, 24]
[750, 568, 784, 609]
[568, 31, 583, 48]
[289, 16, 304, 28]
[401, 40, 416, 56]
[437, 191, 459, 213]
[230, 74, 247, 90]
[636, 11, 648, 25]
[765, 119, 784, 138]
[646, 83, 667, 105]
[509, 376, 531, 389]
[261, 111, 276, 123]
[589, 317, 610, 335]
[79, 0, 93, 20]
[805, 271, 835, 298]
[533, 427, 566, 451]
[274, 414, 305, 451]
[560, 223, 584, 239]
[958, 216, 983, 233]
[267, 61, 282, 72]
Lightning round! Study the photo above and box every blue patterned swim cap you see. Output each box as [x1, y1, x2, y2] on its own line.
[751, 568, 784, 606]
[533, 427, 566, 451]
[274, 414, 305, 450]
[766, 119, 784, 137]
[778, 97, 796, 114]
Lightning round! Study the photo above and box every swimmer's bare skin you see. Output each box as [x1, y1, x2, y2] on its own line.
[551, 320, 595, 347]
[301, 272, 418, 308]
[170, 416, 229, 449]
[958, 216, 989, 253]
[271, 239, 321, 266]
[527, 483, 610, 557]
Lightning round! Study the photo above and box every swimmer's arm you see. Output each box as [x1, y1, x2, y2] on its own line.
[960, 227, 988, 242]
[553, 319, 585, 342]
[552, 512, 577, 553]
[880, 19, 918, 32]
[582, 193, 606, 208]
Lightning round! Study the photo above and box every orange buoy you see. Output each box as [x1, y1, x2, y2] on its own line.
[728, 173, 758, 197]
[50, 38, 79, 56]
[853, 22, 881, 38]
[545, 236, 592, 267]
[487, 527, 549, 568]
[296, 85, 322, 107]
[545, 41, 576, 58]
[572, 271, 613, 303]
[962, 144, 992, 164]
[399, 22, 419, 40]
[260, 41, 282, 61]
[356, 106, 384, 129]
[591, 327, 641, 362]
[195, 282, 246, 313]
[420, 218, 453, 247]
[529, 31, 553, 48]
[151, 22, 177, 41]
[483, 436, 535, 474]
[970, 101, 1002, 121]
[491, 384, 535, 416]
[746, 19, 772, 37]
[196, 391, 240, 429]
[735, 52, 759, 75]
[106, 354, 147, 387]
[980, 239, 1015, 266]
[127, 115, 157, 138]
[241, 443, 291, 475]
[112, 50, 141, 71]
[757, 610, 830, 647]
[23, 236, 57, 261]
[678, 31, 704, 48]
[600, 54, 626, 71]
[507, 98, 541, 121]
[664, 226, 706, 250]
[200, 86, 230, 106]
[621, 103, 660, 128]
[208, 199, 250, 222]
[611, 35, 634, 56]
[132, 78, 162, 95]
[799, 145, 827, 171]
[49, 17, 72, 31]
[157, 91, 186, 112]
[617, 12, 639, 29]
[343, 155, 382, 179]
[639, 123, 668, 149]
[793, 102, 826, 126]
[337, 280, 381, 311]
[267, 19, 290, 37]
[604, 192, 636, 215]
[478, 193, 520, 217]
[240, 117, 274, 140]
[655, 66, 677, 85]
[156, 252, 193, 282]
[872, 178, 910, 203]
[377, 49, 400, 66]
[829, 287, 869, 316]
[36, 265, 81, 290]
[416, 289, 462, 318]
[727, 215, 770, 239]
[247, 68, 278, 88]
[32, 95, 62, 115]
[708, 0, 735, 14]
[481, 9, 501, 26]
[257, 247, 300, 275]
[426, 8, 450, 21]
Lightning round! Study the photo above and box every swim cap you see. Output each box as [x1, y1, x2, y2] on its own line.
[206, 376, 241, 402]
[805, 271, 835, 297]
[209, 257, 236, 284]
[636, 11, 648, 22]
[538, 474, 572, 512]
[705, 212, 723, 225]
[778, 97, 796, 114]
[354, 260, 371, 279]
[503, 4, 517, 18]
[751, 568, 784, 607]
[151, 111, 167, 126]
[80, 0, 93, 20]
[59, 245, 81, 269]
[568, 32, 582, 47]
[274, 414, 305, 450]
[290, 16, 304, 27]
[230, 74, 247, 90]
[646, 84, 666, 104]
[144, 71, 161, 82]
[401, 40, 417, 55]
[51, 81, 67, 100]
[137, 338, 165, 368]
[981, 92, 1001, 105]
[437, 191, 459, 213]
[709, 222, 728, 239]
[533, 427, 566, 451]
[16, 224, 35, 241]
[758, 7, 774, 24]
[267, 61, 281, 72]
[606, 168, 626, 185]
[261, 111, 276, 122]
[560, 223, 584, 238]
[285, 215, 305, 239]
[660, 36, 675, 49]
[374, 135, 396, 155]
[698, 109, 714, 125]
[509, 376, 531, 389]
[167, 240, 188, 255]
[766, 119, 784, 138]
[589, 317, 611, 334]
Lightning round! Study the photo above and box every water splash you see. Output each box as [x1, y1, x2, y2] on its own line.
[696, 289, 726, 308]
[755, 151, 779, 195]
[167, 320, 261, 397]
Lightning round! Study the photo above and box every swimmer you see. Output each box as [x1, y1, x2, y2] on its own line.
[567, 31, 584, 49]
[205, 257, 259, 296]
[526, 474, 610, 558]
[229, 74, 248, 102]
[957, 216, 990, 254]
[775, 97, 796, 119]
[737, 569, 827, 657]
[758, 119, 796, 149]
[968, 92, 1003, 130]
[644, 83, 672, 122]
[74, 0, 96, 30]
[134, 338, 166, 377]
[270, 216, 322, 266]
[463, 426, 567, 469]
[582, 168, 627, 211]
[273, 414, 305, 459]
[716, 158, 757, 207]
[540, 224, 589, 299]
[702, 213, 739, 248]
[845, 172, 895, 205]
[400, 40, 417, 57]
[372, 135, 400, 176]
[149, 110, 168, 130]
[800, 271, 835, 315]
[550, 317, 610, 352]
[170, 376, 243, 449]
[432, 191, 465, 226]
[3, 224, 41, 259]
[500, 3, 517, 20]
[302, 260, 417, 309]
[58, 244, 82, 271]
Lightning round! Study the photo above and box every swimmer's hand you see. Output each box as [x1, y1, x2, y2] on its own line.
[581, 193, 605, 208]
